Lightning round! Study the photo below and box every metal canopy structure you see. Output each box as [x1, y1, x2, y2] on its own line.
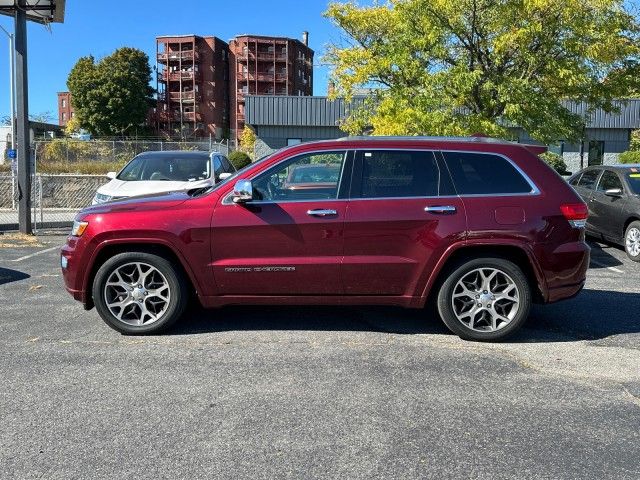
[0, 0, 65, 233]
[0, 0, 65, 24]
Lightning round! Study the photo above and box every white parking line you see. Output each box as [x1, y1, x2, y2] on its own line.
[12, 245, 62, 262]
[590, 259, 625, 274]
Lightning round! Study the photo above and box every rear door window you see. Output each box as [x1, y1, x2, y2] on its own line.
[577, 169, 601, 190]
[441, 152, 534, 195]
[353, 150, 445, 198]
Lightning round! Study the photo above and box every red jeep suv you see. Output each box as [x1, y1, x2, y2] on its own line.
[61, 137, 590, 341]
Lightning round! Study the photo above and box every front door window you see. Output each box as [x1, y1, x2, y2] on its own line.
[252, 151, 346, 202]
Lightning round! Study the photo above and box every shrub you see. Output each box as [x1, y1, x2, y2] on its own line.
[619, 150, 640, 164]
[229, 150, 252, 170]
[540, 151, 569, 175]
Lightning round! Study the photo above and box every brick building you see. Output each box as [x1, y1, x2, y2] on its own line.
[156, 35, 230, 140]
[57, 91, 74, 126]
[228, 33, 313, 143]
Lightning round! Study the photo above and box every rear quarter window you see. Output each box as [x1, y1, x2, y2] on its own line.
[577, 169, 600, 190]
[441, 152, 534, 195]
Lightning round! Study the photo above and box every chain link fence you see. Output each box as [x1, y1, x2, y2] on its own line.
[33, 138, 231, 166]
[0, 139, 234, 231]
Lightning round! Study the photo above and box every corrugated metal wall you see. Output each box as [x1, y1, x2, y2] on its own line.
[246, 96, 366, 127]
[562, 100, 640, 129]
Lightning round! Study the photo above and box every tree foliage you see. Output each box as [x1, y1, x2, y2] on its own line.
[67, 48, 154, 136]
[229, 150, 252, 169]
[239, 127, 257, 158]
[325, 0, 640, 143]
[539, 151, 568, 174]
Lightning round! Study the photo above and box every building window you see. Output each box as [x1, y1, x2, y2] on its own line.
[62, 112, 66, 120]
[70, 112, 74, 118]
[61, 99, 66, 108]
[287, 139, 302, 146]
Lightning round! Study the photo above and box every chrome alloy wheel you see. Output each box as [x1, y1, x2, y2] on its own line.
[103, 262, 171, 326]
[626, 227, 640, 258]
[451, 267, 520, 332]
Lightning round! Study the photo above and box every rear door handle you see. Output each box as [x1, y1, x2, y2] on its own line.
[307, 209, 338, 217]
[424, 205, 457, 214]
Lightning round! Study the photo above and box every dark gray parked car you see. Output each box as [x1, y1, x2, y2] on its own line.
[569, 165, 640, 261]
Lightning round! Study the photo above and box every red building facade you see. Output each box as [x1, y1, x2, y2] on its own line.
[228, 34, 314, 143]
[57, 91, 74, 126]
[156, 35, 230, 140]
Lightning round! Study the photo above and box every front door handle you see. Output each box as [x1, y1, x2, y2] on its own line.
[307, 209, 338, 217]
[424, 205, 457, 214]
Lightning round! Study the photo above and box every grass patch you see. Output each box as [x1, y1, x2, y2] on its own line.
[0, 161, 126, 175]
[38, 161, 126, 175]
[0, 232, 44, 248]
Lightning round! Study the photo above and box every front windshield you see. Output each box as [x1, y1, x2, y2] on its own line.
[627, 170, 640, 194]
[117, 154, 211, 182]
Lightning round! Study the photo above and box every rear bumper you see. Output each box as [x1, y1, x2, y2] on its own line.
[546, 280, 586, 303]
[537, 240, 590, 303]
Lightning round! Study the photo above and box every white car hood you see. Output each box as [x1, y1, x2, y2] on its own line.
[97, 178, 212, 198]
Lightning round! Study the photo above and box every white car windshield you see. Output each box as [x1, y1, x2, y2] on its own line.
[118, 154, 211, 182]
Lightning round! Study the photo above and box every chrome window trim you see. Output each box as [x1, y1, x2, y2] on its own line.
[222, 149, 351, 205]
[222, 147, 542, 204]
[439, 149, 540, 196]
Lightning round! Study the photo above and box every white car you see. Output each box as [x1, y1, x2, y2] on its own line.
[92, 151, 235, 204]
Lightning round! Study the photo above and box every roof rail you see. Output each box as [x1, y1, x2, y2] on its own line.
[335, 135, 515, 144]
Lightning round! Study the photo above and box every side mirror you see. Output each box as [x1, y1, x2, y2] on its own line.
[106, 171, 117, 180]
[605, 188, 623, 197]
[218, 172, 233, 182]
[232, 179, 253, 203]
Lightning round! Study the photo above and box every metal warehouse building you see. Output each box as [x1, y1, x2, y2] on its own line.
[246, 96, 640, 174]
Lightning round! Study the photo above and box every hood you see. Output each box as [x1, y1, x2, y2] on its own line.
[81, 190, 194, 216]
[97, 178, 212, 198]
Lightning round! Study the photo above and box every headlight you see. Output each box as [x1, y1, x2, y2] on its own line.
[71, 220, 89, 237]
[93, 193, 112, 203]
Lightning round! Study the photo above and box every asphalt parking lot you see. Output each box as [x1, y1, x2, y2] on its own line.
[1, 233, 639, 479]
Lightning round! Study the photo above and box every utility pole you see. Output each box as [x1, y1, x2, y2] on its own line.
[15, 3, 31, 234]
[0, 24, 15, 149]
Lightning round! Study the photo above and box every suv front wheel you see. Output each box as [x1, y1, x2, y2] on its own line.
[92, 252, 188, 334]
[437, 257, 531, 341]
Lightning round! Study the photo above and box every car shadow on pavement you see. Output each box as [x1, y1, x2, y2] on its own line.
[169, 304, 449, 336]
[168, 288, 639, 343]
[588, 240, 625, 269]
[517, 289, 640, 342]
[0, 267, 30, 286]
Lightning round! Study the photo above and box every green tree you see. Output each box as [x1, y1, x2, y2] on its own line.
[67, 48, 154, 136]
[325, 0, 640, 143]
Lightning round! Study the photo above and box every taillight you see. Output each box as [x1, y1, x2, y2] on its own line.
[560, 203, 588, 228]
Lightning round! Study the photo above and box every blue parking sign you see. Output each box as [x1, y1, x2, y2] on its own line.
[7, 148, 16, 159]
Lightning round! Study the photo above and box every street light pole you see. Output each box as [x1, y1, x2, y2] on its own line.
[0, 23, 15, 149]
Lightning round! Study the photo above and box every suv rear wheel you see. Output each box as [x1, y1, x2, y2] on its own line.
[92, 252, 187, 334]
[624, 221, 640, 262]
[437, 257, 531, 341]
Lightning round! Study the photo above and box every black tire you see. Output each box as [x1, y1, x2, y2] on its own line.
[436, 257, 531, 342]
[92, 252, 188, 334]
[624, 221, 640, 262]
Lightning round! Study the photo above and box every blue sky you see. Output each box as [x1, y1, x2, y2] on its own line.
[0, 0, 346, 121]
